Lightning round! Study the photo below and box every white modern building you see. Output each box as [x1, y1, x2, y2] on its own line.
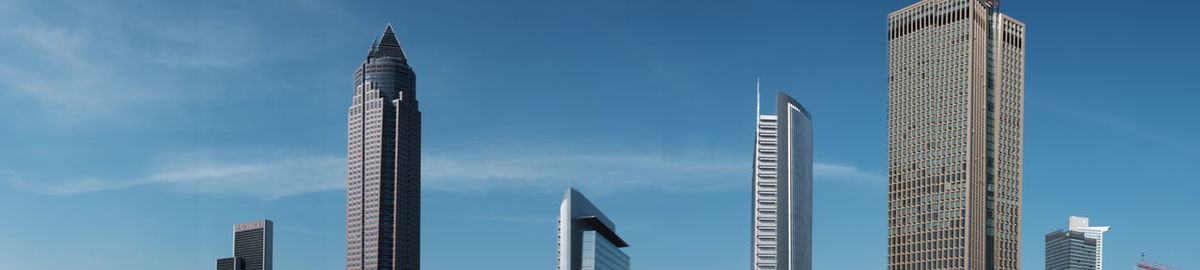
[752, 88, 813, 270]
[1069, 216, 1111, 270]
[558, 188, 630, 270]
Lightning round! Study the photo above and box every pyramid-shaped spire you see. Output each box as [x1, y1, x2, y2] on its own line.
[368, 24, 407, 59]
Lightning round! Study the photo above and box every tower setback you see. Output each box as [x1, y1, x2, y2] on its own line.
[346, 25, 421, 270]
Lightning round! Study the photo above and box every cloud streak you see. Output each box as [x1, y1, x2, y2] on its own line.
[4, 148, 883, 199]
[424, 150, 884, 193]
[814, 163, 886, 187]
[0, 1, 282, 125]
[5, 150, 345, 200]
[423, 152, 744, 193]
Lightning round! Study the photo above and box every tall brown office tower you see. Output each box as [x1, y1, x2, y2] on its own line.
[347, 25, 421, 270]
[887, 1, 1024, 269]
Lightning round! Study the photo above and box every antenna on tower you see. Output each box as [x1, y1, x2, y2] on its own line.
[755, 78, 761, 119]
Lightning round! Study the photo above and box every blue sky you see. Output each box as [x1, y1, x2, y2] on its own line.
[0, 0, 1197, 269]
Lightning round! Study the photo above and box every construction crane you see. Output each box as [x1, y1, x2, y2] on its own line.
[1137, 259, 1183, 270]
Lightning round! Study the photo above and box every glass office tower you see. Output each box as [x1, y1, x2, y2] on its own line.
[215, 220, 273, 270]
[347, 25, 422, 270]
[216, 257, 242, 270]
[752, 91, 813, 270]
[1068, 216, 1111, 270]
[558, 188, 630, 270]
[887, 1, 1025, 269]
[1045, 230, 1097, 270]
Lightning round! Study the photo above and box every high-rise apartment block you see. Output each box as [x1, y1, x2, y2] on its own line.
[347, 25, 422, 270]
[215, 220, 273, 270]
[752, 90, 813, 270]
[558, 188, 630, 270]
[1068, 216, 1111, 270]
[887, 0, 1025, 269]
[1045, 230, 1097, 270]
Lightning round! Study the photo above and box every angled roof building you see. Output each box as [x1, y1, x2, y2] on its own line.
[1069, 216, 1112, 270]
[751, 89, 813, 270]
[558, 188, 630, 270]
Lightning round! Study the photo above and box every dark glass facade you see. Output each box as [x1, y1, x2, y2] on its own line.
[215, 220, 271, 270]
[235, 227, 270, 270]
[216, 257, 241, 270]
[1045, 230, 1097, 270]
[581, 230, 630, 270]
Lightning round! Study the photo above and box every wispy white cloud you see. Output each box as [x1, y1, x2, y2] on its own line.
[4, 150, 345, 200]
[4, 148, 883, 198]
[2, 171, 140, 195]
[143, 151, 345, 199]
[814, 163, 886, 187]
[0, 22, 155, 121]
[423, 151, 745, 193]
[10, 23, 88, 64]
[423, 149, 884, 193]
[0, 1, 279, 124]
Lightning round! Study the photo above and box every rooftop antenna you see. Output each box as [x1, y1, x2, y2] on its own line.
[755, 78, 761, 119]
[752, 78, 762, 181]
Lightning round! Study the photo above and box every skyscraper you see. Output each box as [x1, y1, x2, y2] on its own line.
[347, 25, 422, 270]
[751, 89, 813, 270]
[1068, 216, 1111, 270]
[1044, 230, 1097, 270]
[215, 220, 273, 270]
[558, 188, 630, 270]
[887, 1, 1025, 269]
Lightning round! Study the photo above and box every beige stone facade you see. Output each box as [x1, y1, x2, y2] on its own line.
[887, 0, 1024, 269]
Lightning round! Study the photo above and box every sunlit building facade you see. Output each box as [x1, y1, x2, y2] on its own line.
[887, 0, 1025, 269]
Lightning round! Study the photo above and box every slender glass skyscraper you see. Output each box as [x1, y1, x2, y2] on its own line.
[887, 1, 1025, 269]
[347, 25, 421, 270]
[752, 90, 813, 270]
